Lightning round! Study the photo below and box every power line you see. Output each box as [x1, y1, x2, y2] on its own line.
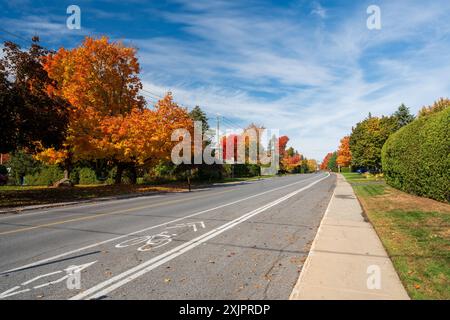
[0, 27, 51, 49]
[140, 88, 164, 100]
[0, 27, 31, 44]
[222, 116, 243, 130]
[221, 118, 242, 132]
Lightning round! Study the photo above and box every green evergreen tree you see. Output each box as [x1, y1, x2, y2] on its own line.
[393, 103, 415, 129]
[189, 106, 210, 133]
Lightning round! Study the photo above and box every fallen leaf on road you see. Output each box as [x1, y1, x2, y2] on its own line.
[164, 278, 171, 283]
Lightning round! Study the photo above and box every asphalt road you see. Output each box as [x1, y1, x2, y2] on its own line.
[0, 172, 335, 300]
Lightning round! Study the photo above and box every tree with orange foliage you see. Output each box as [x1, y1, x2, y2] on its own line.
[278, 136, 289, 157]
[37, 37, 146, 183]
[282, 153, 301, 172]
[306, 159, 318, 172]
[320, 152, 333, 170]
[92, 93, 192, 183]
[336, 136, 352, 168]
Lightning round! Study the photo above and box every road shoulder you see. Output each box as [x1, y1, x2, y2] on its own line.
[290, 173, 409, 300]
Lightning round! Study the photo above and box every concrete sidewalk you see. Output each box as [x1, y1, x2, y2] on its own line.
[290, 174, 409, 300]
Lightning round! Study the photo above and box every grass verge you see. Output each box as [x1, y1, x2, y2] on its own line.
[0, 175, 278, 209]
[0, 184, 186, 209]
[342, 172, 450, 300]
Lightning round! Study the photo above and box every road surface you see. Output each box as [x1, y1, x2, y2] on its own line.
[0, 173, 335, 300]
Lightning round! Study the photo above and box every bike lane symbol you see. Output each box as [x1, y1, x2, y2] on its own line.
[0, 261, 97, 299]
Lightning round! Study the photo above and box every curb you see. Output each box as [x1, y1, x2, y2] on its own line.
[289, 179, 336, 299]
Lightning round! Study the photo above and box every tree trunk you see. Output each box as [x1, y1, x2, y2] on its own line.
[115, 163, 124, 184]
[129, 165, 137, 184]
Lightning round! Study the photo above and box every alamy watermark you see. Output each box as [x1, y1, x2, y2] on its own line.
[366, 265, 381, 289]
[367, 5, 381, 30]
[66, 5, 81, 30]
[171, 121, 280, 173]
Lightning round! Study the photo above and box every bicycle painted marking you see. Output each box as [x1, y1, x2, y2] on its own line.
[166, 221, 206, 232]
[0, 261, 97, 299]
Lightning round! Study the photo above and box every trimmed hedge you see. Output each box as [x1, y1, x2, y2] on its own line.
[381, 107, 450, 202]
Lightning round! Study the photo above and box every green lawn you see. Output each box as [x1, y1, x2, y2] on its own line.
[0, 184, 186, 209]
[342, 172, 450, 300]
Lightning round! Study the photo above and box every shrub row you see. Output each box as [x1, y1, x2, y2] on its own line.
[24, 166, 101, 186]
[381, 107, 449, 202]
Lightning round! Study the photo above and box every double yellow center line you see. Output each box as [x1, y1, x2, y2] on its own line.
[0, 189, 235, 236]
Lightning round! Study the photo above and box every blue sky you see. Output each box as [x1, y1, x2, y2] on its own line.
[1, 0, 450, 160]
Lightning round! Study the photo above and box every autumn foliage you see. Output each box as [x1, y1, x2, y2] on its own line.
[221, 134, 240, 162]
[336, 136, 351, 167]
[35, 37, 192, 183]
[320, 152, 333, 170]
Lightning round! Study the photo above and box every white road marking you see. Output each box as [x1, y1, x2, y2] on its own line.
[70, 173, 330, 300]
[0, 261, 97, 299]
[166, 221, 206, 232]
[0, 195, 164, 220]
[2, 174, 326, 275]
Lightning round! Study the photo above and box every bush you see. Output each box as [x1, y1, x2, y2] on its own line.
[196, 164, 224, 181]
[340, 167, 351, 173]
[0, 165, 7, 175]
[7, 150, 41, 185]
[382, 106, 450, 202]
[24, 165, 64, 186]
[232, 164, 260, 177]
[78, 167, 101, 185]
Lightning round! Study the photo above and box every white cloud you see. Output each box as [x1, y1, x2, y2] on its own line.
[132, 0, 450, 160]
[1, 0, 440, 161]
[1, 15, 92, 46]
[311, 2, 327, 19]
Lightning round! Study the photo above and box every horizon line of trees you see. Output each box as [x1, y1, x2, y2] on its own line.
[0, 36, 314, 186]
[321, 103, 417, 172]
[320, 99, 449, 202]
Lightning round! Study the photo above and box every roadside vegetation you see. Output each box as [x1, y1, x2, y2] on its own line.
[382, 102, 449, 202]
[342, 172, 450, 300]
[0, 36, 319, 208]
[0, 184, 183, 209]
[328, 101, 449, 299]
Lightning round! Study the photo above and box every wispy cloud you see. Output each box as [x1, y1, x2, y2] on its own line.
[1, 15, 91, 46]
[310, 2, 327, 19]
[135, 0, 450, 159]
[2, 0, 450, 160]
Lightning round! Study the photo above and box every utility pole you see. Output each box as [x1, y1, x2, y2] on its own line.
[216, 114, 221, 162]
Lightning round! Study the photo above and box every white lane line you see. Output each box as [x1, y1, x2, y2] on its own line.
[2, 174, 326, 275]
[70, 173, 330, 300]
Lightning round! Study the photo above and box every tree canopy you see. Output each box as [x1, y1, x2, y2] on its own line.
[0, 38, 69, 153]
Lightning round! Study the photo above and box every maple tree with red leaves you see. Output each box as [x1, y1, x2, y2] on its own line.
[336, 136, 352, 167]
[320, 152, 333, 170]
